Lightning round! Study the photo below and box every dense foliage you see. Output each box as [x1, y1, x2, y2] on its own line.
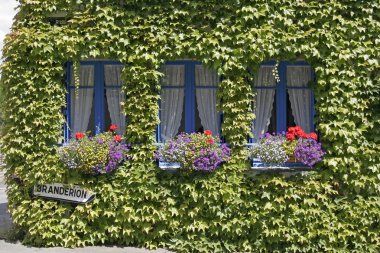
[0, 0, 379, 252]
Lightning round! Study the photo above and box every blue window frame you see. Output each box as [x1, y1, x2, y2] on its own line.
[64, 61, 123, 141]
[157, 60, 221, 142]
[252, 60, 315, 141]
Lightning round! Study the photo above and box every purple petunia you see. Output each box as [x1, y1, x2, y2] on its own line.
[294, 139, 325, 167]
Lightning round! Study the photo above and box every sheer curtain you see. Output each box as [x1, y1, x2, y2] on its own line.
[195, 65, 219, 135]
[160, 65, 185, 141]
[105, 65, 126, 135]
[252, 66, 276, 140]
[70, 65, 94, 134]
[287, 66, 312, 133]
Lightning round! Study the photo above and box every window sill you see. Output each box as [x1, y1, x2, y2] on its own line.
[157, 160, 313, 175]
[157, 161, 180, 173]
[248, 161, 313, 176]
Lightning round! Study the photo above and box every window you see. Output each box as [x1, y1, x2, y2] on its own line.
[252, 61, 314, 140]
[64, 61, 126, 140]
[157, 60, 221, 142]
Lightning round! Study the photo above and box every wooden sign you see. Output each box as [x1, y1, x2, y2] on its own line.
[33, 183, 95, 204]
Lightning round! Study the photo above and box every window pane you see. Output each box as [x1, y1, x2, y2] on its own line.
[70, 89, 94, 134]
[252, 66, 276, 139]
[104, 65, 123, 87]
[195, 65, 218, 87]
[194, 98, 203, 133]
[195, 65, 219, 135]
[253, 66, 276, 87]
[70, 65, 94, 86]
[286, 66, 312, 132]
[267, 92, 277, 134]
[287, 89, 312, 132]
[160, 65, 185, 141]
[286, 66, 311, 88]
[104, 65, 126, 135]
[69, 65, 95, 135]
[286, 91, 296, 129]
[161, 65, 185, 86]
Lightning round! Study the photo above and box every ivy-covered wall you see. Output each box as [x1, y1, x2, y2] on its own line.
[1, 0, 379, 252]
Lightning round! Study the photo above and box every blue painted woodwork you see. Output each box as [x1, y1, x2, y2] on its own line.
[65, 61, 122, 141]
[94, 62, 105, 134]
[310, 68, 316, 132]
[65, 60, 312, 143]
[64, 62, 71, 141]
[184, 61, 195, 133]
[277, 62, 287, 133]
[158, 60, 220, 142]
[253, 60, 315, 139]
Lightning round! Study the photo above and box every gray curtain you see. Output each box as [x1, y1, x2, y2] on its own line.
[195, 65, 219, 135]
[287, 66, 312, 133]
[104, 65, 126, 135]
[70, 65, 94, 134]
[160, 65, 185, 141]
[252, 66, 276, 140]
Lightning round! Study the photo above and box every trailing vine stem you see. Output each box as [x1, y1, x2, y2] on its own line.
[73, 61, 80, 99]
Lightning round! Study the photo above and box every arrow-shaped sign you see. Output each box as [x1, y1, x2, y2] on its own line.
[33, 183, 95, 204]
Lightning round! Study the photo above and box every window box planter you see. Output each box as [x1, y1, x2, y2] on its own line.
[247, 126, 325, 176]
[58, 125, 130, 176]
[157, 161, 181, 172]
[249, 158, 313, 176]
[155, 131, 231, 174]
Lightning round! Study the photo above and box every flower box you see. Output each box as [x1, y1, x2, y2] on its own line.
[250, 158, 313, 176]
[248, 126, 325, 170]
[287, 155, 298, 163]
[58, 125, 130, 175]
[155, 131, 231, 173]
[158, 161, 181, 170]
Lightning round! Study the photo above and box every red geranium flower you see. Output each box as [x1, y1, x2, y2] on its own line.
[206, 138, 214, 145]
[204, 130, 212, 136]
[291, 126, 305, 137]
[109, 124, 118, 132]
[286, 133, 295, 141]
[113, 135, 122, 142]
[287, 127, 296, 134]
[75, 132, 85, 140]
[309, 132, 318, 140]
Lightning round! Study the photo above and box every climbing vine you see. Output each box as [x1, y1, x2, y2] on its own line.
[0, 0, 379, 252]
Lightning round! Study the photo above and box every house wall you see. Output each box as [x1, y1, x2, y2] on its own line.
[0, 1, 379, 252]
